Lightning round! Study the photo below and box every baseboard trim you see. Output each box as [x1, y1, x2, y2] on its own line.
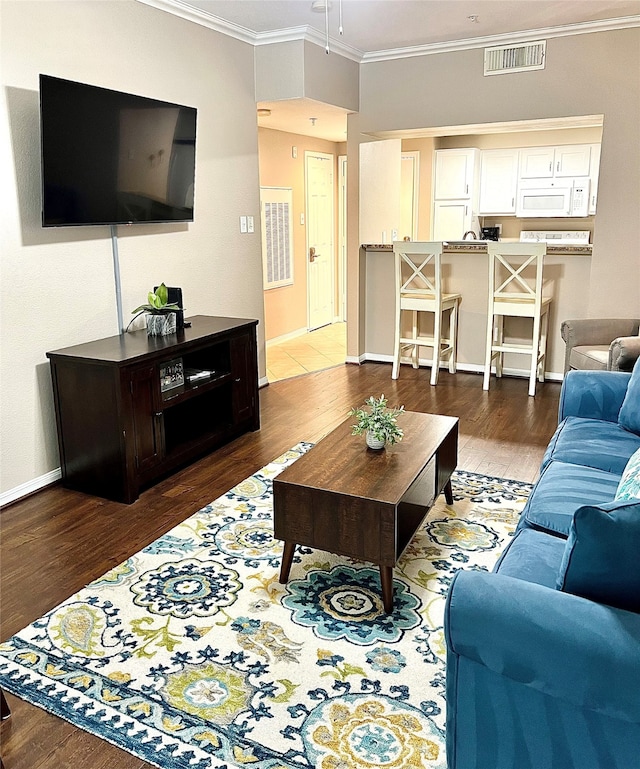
[265, 327, 308, 347]
[1, 468, 62, 509]
[359, 354, 563, 382]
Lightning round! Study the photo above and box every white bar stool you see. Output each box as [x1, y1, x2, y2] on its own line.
[483, 242, 551, 397]
[392, 241, 461, 386]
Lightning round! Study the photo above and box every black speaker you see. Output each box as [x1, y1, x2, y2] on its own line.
[155, 286, 184, 330]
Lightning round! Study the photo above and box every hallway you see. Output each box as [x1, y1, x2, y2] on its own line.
[265, 322, 346, 383]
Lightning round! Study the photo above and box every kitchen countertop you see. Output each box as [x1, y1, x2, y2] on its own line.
[361, 242, 592, 256]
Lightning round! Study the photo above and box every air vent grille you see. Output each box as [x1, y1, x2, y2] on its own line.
[484, 40, 546, 76]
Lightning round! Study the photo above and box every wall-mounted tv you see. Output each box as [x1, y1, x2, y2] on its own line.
[39, 75, 197, 227]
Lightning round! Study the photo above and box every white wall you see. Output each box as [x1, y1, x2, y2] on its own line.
[0, 0, 265, 499]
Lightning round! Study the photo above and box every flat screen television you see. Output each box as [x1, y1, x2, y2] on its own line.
[39, 75, 197, 227]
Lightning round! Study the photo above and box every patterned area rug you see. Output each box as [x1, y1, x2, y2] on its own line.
[0, 444, 532, 769]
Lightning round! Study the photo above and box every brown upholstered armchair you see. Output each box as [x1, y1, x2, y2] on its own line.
[560, 318, 640, 373]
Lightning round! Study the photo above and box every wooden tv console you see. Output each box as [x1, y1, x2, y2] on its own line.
[47, 315, 260, 504]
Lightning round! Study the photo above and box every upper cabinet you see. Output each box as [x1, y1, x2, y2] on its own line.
[519, 144, 592, 180]
[518, 147, 556, 179]
[433, 149, 479, 200]
[553, 145, 593, 177]
[432, 149, 479, 239]
[433, 142, 601, 224]
[478, 149, 519, 215]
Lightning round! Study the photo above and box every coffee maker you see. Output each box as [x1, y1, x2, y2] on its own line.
[480, 227, 500, 241]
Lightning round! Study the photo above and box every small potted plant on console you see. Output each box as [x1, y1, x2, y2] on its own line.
[350, 394, 404, 450]
[131, 283, 181, 336]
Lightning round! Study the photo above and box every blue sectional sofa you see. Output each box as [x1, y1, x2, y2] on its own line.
[445, 366, 640, 769]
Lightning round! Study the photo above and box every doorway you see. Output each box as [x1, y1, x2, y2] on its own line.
[306, 151, 335, 331]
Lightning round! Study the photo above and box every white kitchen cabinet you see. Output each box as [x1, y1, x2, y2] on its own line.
[478, 149, 519, 215]
[519, 147, 556, 179]
[433, 149, 479, 200]
[433, 200, 474, 241]
[519, 144, 592, 180]
[554, 145, 592, 177]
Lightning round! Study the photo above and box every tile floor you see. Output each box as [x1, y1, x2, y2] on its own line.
[266, 322, 346, 383]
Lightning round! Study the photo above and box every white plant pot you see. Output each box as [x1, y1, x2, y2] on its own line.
[365, 431, 386, 450]
[146, 312, 176, 337]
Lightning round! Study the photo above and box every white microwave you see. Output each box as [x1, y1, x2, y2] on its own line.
[516, 179, 590, 218]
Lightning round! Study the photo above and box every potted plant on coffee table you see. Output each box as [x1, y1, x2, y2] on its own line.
[350, 394, 404, 450]
[131, 283, 181, 336]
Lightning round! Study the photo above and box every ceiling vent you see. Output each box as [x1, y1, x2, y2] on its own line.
[484, 40, 546, 76]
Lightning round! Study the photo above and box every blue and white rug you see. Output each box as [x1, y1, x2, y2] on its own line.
[0, 444, 531, 768]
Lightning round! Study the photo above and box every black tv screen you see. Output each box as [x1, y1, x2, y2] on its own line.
[39, 75, 197, 227]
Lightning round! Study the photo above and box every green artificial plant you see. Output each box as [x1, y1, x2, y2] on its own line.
[350, 394, 405, 445]
[132, 283, 181, 316]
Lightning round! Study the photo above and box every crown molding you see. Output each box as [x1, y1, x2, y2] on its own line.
[253, 25, 362, 62]
[137, 1, 640, 65]
[136, 0, 255, 42]
[136, 0, 362, 60]
[362, 15, 640, 62]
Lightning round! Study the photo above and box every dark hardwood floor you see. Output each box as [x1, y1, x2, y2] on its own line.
[0, 362, 561, 768]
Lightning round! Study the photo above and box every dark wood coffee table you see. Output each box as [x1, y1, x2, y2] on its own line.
[273, 410, 458, 613]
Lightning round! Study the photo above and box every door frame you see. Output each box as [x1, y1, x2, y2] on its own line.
[305, 150, 336, 331]
[338, 154, 347, 322]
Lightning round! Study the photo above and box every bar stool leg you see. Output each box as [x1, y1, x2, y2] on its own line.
[483, 311, 494, 391]
[538, 308, 549, 383]
[529, 312, 542, 396]
[431, 306, 441, 385]
[392, 300, 402, 380]
[447, 302, 456, 373]
[411, 311, 419, 369]
[495, 315, 504, 378]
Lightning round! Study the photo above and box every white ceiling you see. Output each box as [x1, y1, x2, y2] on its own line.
[143, 0, 640, 140]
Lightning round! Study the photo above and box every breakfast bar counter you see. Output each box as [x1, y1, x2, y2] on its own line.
[361, 242, 593, 257]
[356, 242, 593, 381]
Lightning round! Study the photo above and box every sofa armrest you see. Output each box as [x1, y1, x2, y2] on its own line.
[561, 319, 640, 373]
[445, 570, 640, 722]
[610, 335, 640, 372]
[558, 369, 631, 423]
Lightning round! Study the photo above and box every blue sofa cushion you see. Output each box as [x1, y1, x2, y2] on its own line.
[520, 459, 620, 537]
[559, 370, 631, 424]
[494, 528, 566, 588]
[557, 500, 640, 613]
[542, 416, 640, 476]
[618, 357, 640, 435]
[616, 448, 640, 500]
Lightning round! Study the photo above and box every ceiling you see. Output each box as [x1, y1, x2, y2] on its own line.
[144, 0, 640, 140]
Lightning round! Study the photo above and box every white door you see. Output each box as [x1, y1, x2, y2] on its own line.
[306, 152, 334, 330]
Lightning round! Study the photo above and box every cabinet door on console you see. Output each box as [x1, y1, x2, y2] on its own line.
[130, 365, 164, 474]
[230, 332, 258, 427]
